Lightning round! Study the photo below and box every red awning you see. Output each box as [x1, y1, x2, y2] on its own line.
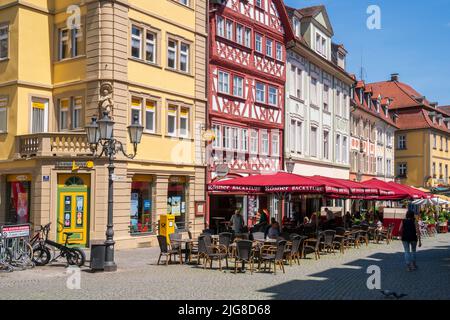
[311, 176, 378, 198]
[360, 179, 410, 200]
[208, 172, 325, 194]
[387, 181, 431, 199]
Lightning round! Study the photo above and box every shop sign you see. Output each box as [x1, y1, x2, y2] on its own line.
[111, 174, 126, 182]
[7, 175, 31, 182]
[215, 164, 229, 178]
[56, 161, 94, 171]
[1, 224, 30, 239]
[43, 175, 50, 182]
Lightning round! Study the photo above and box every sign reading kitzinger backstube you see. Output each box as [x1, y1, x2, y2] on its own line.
[264, 186, 325, 193]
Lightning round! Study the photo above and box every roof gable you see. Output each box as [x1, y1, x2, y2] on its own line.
[298, 5, 334, 36]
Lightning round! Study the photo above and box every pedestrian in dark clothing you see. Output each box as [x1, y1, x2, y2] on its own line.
[399, 211, 422, 272]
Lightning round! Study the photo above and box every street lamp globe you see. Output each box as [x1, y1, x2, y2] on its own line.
[127, 115, 144, 145]
[85, 117, 100, 145]
[286, 158, 295, 174]
[97, 112, 115, 140]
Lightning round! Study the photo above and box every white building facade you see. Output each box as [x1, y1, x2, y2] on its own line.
[284, 6, 354, 179]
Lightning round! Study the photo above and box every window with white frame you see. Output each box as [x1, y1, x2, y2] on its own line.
[212, 124, 221, 148]
[179, 107, 189, 138]
[261, 130, 269, 155]
[180, 42, 189, 72]
[296, 121, 302, 154]
[342, 136, 348, 164]
[276, 42, 282, 61]
[225, 20, 233, 40]
[223, 126, 231, 149]
[59, 29, 70, 60]
[398, 135, 407, 149]
[268, 86, 277, 106]
[290, 120, 296, 153]
[266, 38, 273, 57]
[315, 33, 327, 57]
[323, 131, 329, 160]
[398, 163, 407, 177]
[31, 98, 48, 133]
[293, 17, 300, 37]
[233, 75, 244, 98]
[335, 134, 341, 162]
[244, 28, 251, 48]
[131, 26, 142, 59]
[336, 90, 341, 116]
[59, 99, 70, 131]
[167, 39, 177, 69]
[218, 71, 230, 94]
[386, 159, 392, 176]
[377, 128, 383, 145]
[236, 24, 243, 45]
[216, 16, 225, 37]
[131, 98, 143, 125]
[310, 78, 318, 106]
[72, 96, 83, 129]
[145, 100, 156, 133]
[0, 25, 8, 59]
[255, 0, 263, 8]
[377, 157, 383, 175]
[271, 132, 279, 156]
[145, 31, 156, 63]
[290, 119, 303, 154]
[72, 28, 83, 58]
[241, 129, 248, 152]
[178, 0, 189, 6]
[231, 127, 239, 150]
[250, 129, 258, 154]
[255, 33, 263, 53]
[323, 84, 330, 112]
[310, 127, 318, 157]
[256, 82, 266, 103]
[0, 96, 7, 133]
[167, 105, 178, 137]
[386, 131, 393, 147]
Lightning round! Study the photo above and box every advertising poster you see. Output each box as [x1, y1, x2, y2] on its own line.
[130, 193, 139, 231]
[171, 196, 181, 216]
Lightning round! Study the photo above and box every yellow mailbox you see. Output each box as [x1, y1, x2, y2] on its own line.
[159, 214, 176, 243]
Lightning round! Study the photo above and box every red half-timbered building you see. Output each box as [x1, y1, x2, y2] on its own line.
[207, 0, 294, 229]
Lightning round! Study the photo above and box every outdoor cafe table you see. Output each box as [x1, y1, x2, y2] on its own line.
[171, 239, 197, 263]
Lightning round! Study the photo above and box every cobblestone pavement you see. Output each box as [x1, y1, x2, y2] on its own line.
[1, 234, 449, 300]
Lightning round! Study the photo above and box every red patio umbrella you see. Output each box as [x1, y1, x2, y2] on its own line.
[360, 179, 410, 200]
[387, 181, 431, 199]
[208, 172, 326, 194]
[311, 176, 378, 198]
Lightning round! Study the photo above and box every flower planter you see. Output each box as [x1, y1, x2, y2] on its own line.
[437, 221, 448, 233]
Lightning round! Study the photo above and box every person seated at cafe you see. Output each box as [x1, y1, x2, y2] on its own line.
[229, 209, 245, 234]
[267, 222, 281, 239]
[375, 218, 383, 232]
[303, 216, 310, 225]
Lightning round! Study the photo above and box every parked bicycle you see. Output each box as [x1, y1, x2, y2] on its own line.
[0, 231, 13, 273]
[31, 223, 85, 267]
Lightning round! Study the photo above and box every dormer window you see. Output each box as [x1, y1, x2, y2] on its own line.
[255, 0, 264, 9]
[293, 17, 301, 38]
[359, 89, 363, 104]
[315, 33, 327, 57]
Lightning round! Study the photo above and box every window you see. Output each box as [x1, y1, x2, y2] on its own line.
[440, 136, 444, 150]
[179, 108, 189, 138]
[233, 75, 244, 98]
[145, 31, 156, 63]
[446, 138, 448, 152]
[225, 20, 233, 40]
[336, 90, 341, 116]
[398, 163, 408, 177]
[261, 131, 269, 155]
[130, 178, 155, 235]
[276, 42, 282, 61]
[241, 129, 248, 152]
[342, 137, 348, 163]
[250, 130, 258, 154]
[145, 100, 156, 133]
[31, 98, 48, 133]
[180, 43, 189, 72]
[255, 0, 263, 8]
[218, 71, 230, 94]
[0, 96, 7, 132]
[296, 121, 302, 154]
[293, 17, 300, 37]
[335, 134, 341, 162]
[271, 132, 279, 156]
[256, 82, 266, 103]
[290, 119, 303, 154]
[268, 86, 277, 106]
[398, 135, 407, 149]
[386, 159, 392, 177]
[167, 39, 177, 69]
[433, 134, 437, 149]
[58, 29, 70, 60]
[295, 67, 302, 98]
[255, 33, 263, 53]
[244, 28, 251, 48]
[315, 33, 327, 57]
[0, 25, 8, 59]
[59, 99, 70, 131]
[231, 127, 239, 150]
[377, 157, 383, 175]
[131, 26, 142, 59]
[178, 0, 189, 6]
[323, 85, 329, 112]
[377, 128, 383, 145]
[432, 162, 436, 177]
[167, 105, 177, 136]
[290, 120, 296, 153]
[72, 28, 83, 58]
[323, 131, 329, 160]
[310, 78, 318, 106]
[131, 98, 143, 125]
[212, 124, 221, 148]
[386, 132, 393, 147]
[266, 38, 273, 57]
[216, 16, 225, 37]
[236, 24, 243, 45]
[72, 97, 83, 129]
[310, 127, 317, 157]
[439, 163, 443, 178]
[223, 126, 231, 150]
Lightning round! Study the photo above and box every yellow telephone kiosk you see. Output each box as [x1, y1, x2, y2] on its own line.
[159, 214, 175, 243]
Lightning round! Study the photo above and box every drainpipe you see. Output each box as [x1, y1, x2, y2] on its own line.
[204, 0, 211, 230]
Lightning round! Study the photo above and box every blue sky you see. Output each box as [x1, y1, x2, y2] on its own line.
[284, 0, 450, 105]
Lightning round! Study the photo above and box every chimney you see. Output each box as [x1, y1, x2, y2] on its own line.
[390, 73, 399, 82]
[430, 102, 438, 108]
[416, 96, 426, 104]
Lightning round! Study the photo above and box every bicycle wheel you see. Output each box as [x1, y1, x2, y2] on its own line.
[70, 248, 86, 267]
[32, 246, 51, 266]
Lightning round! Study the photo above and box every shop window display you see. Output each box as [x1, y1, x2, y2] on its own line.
[130, 180, 154, 234]
[5, 179, 31, 225]
[167, 177, 188, 229]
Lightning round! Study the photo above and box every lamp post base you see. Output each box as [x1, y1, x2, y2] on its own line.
[104, 262, 117, 272]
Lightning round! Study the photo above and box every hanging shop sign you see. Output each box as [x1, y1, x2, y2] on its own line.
[215, 164, 230, 178]
[55, 161, 94, 171]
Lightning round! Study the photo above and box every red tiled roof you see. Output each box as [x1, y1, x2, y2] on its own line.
[394, 107, 450, 133]
[296, 5, 325, 18]
[438, 105, 450, 114]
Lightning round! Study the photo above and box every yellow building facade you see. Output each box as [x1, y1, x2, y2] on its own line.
[0, 0, 207, 248]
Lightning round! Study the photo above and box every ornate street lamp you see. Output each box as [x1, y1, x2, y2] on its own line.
[285, 157, 296, 174]
[85, 84, 143, 272]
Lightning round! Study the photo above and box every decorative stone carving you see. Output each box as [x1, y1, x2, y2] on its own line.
[98, 82, 114, 117]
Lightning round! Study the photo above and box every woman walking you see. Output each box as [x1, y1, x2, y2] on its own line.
[399, 211, 422, 272]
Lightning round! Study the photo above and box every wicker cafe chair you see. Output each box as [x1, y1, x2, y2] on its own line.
[333, 227, 347, 254]
[303, 233, 322, 260]
[219, 232, 233, 255]
[234, 240, 255, 274]
[258, 240, 287, 275]
[157, 235, 182, 266]
[251, 231, 265, 241]
[356, 225, 369, 247]
[285, 235, 302, 265]
[377, 224, 394, 244]
[321, 230, 336, 254]
[198, 235, 229, 271]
